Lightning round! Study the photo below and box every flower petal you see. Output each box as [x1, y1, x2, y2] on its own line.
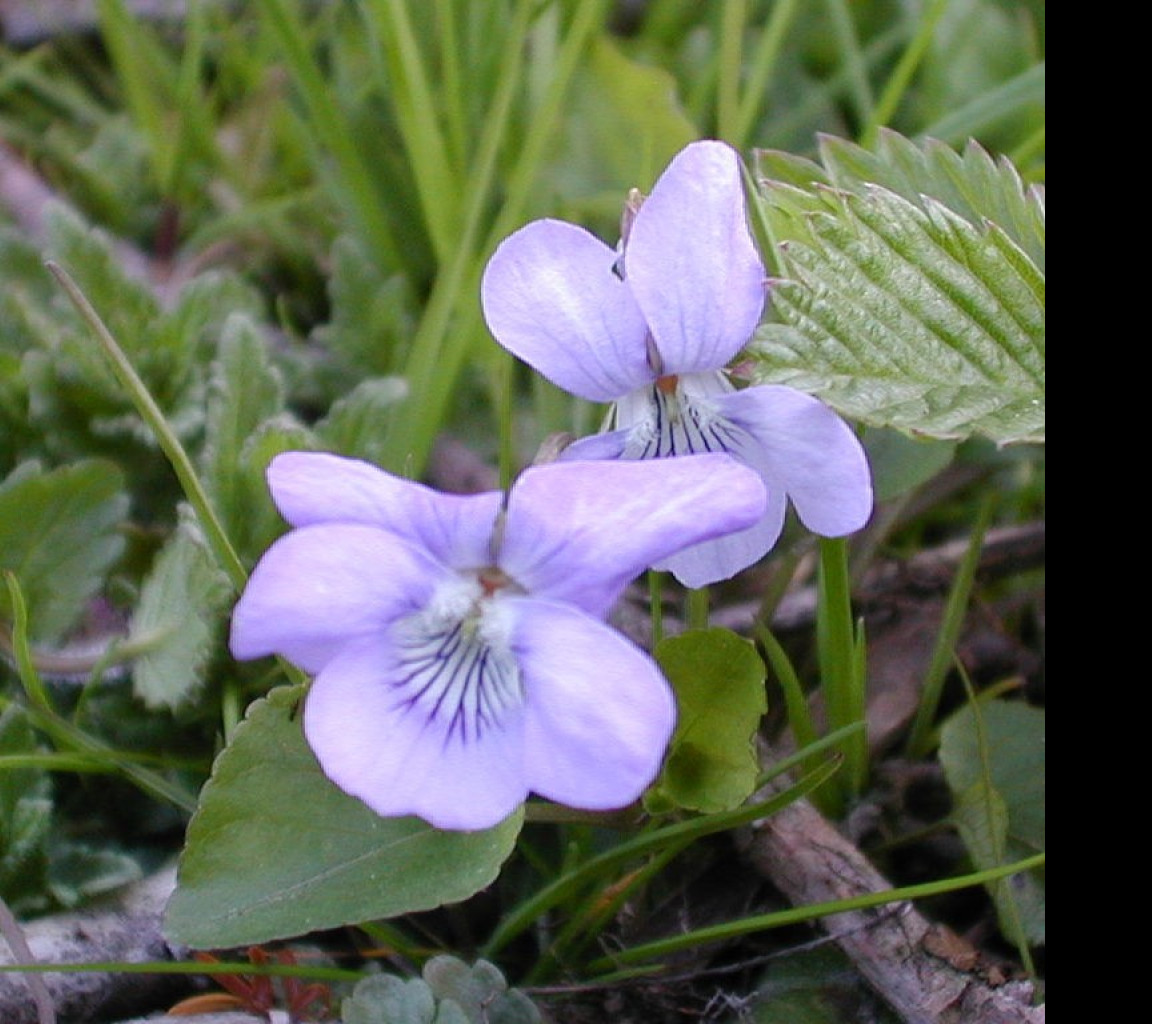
[718, 385, 874, 536]
[509, 597, 675, 811]
[625, 140, 766, 374]
[480, 219, 652, 401]
[267, 452, 503, 570]
[303, 636, 528, 831]
[499, 455, 766, 617]
[230, 523, 449, 672]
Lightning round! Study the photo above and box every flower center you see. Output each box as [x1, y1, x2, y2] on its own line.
[625, 377, 742, 460]
[388, 574, 523, 747]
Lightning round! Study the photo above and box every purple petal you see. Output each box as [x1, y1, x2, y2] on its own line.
[267, 452, 502, 570]
[230, 524, 448, 672]
[651, 458, 787, 587]
[499, 455, 766, 617]
[481, 219, 652, 401]
[625, 141, 766, 374]
[718, 385, 874, 536]
[510, 597, 675, 810]
[303, 637, 528, 831]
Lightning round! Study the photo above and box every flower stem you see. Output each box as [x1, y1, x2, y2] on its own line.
[45, 261, 247, 594]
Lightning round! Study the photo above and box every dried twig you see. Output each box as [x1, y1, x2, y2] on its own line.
[739, 755, 1044, 1024]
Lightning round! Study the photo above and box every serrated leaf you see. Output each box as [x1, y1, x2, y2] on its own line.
[200, 312, 286, 557]
[750, 182, 1043, 445]
[649, 628, 766, 813]
[164, 686, 524, 948]
[312, 234, 416, 377]
[0, 459, 129, 642]
[315, 376, 409, 466]
[127, 517, 233, 711]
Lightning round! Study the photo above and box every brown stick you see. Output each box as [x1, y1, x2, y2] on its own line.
[739, 753, 1044, 1024]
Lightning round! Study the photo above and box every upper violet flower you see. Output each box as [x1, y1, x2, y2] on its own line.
[230, 450, 766, 831]
[481, 140, 873, 588]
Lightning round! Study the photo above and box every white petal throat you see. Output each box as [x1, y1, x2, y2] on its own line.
[389, 599, 523, 747]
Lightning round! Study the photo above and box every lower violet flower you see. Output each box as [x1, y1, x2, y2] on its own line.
[230, 450, 766, 831]
[481, 139, 873, 588]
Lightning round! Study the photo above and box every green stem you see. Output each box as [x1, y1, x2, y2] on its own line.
[45, 262, 247, 593]
[685, 587, 710, 631]
[817, 537, 866, 801]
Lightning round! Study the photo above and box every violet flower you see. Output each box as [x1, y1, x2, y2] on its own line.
[481, 140, 873, 587]
[230, 450, 766, 831]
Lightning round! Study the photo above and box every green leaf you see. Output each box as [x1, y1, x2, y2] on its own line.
[45, 842, 143, 908]
[749, 134, 1044, 446]
[865, 428, 956, 502]
[422, 956, 541, 1024]
[939, 701, 1045, 945]
[649, 628, 767, 813]
[0, 459, 129, 642]
[127, 516, 232, 711]
[315, 376, 409, 467]
[550, 35, 697, 219]
[164, 686, 524, 948]
[342, 974, 441, 1024]
[0, 706, 52, 912]
[200, 312, 287, 558]
[311, 234, 416, 378]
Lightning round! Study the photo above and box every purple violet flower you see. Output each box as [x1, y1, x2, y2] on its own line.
[230, 450, 766, 831]
[481, 140, 873, 588]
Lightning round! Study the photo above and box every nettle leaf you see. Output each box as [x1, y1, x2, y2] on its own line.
[164, 686, 524, 948]
[0, 459, 129, 642]
[200, 313, 288, 559]
[315, 376, 409, 467]
[749, 133, 1044, 446]
[127, 516, 232, 711]
[939, 701, 1045, 945]
[312, 234, 416, 378]
[649, 628, 767, 813]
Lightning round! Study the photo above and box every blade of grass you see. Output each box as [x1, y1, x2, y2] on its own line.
[860, 0, 949, 148]
[732, 0, 802, 147]
[585, 851, 1045, 972]
[484, 745, 846, 958]
[822, 0, 875, 136]
[381, 0, 610, 475]
[904, 494, 996, 758]
[816, 536, 867, 803]
[359, 0, 461, 263]
[256, 0, 403, 272]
